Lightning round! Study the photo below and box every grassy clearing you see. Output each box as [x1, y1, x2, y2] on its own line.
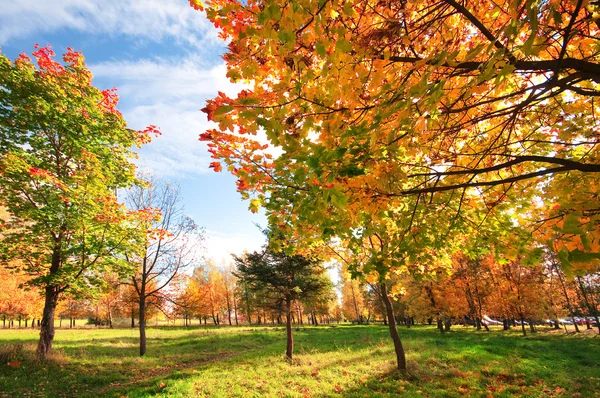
[0, 325, 598, 397]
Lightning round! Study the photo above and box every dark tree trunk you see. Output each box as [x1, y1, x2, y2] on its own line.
[131, 309, 135, 328]
[576, 276, 600, 334]
[554, 260, 579, 332]
[379, 282, 407, 371]
[139, 296, 147, 356]
[520, 316, 527, 336]
[285, 297, 293, 360]
[437, 318, 444, 333]
[37, 285, 60, 357]
[226, 292, 232, 326]
[482, 322, 490, 332]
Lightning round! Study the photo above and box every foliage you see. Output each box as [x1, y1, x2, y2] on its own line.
[0, 45, 159, 355]
[194, 0, 600, 274]
[234, 246, 332, 311]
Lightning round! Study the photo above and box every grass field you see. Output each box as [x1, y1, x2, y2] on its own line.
[0, 324, 599, 397]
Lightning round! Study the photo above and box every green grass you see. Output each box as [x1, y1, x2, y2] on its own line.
[0, 325, 598, 397]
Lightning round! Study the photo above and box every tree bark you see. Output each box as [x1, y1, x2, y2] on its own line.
[37, 285, 60, 357]
[379, 282, 407, 371]
[139, 295, 147, 356]
[554, 259, 580, 332]
[576, 276, 600, 334]
[286, 297, 293, 360]
[225, 290, 232, 326]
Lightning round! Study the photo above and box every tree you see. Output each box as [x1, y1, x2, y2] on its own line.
[194, 0, 600, 265]
[193, 0, 600, 369]
[234, 243, 332, 360]
[124, 176, 203, 356]
[0, 46, 159, 357]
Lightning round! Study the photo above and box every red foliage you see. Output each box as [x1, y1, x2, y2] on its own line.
[209, 161, 223, 172]
[32, 44, 64, 76]
[99, 88, 121, 116]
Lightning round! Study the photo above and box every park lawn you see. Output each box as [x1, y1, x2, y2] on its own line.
[0, 325, 599, 397]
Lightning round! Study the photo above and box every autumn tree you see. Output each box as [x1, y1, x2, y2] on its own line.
[0, 46, 159, 357]
[340, 275, 367, 323]
[123, 176, 204, 356]
[56, 296, 88, 328]
[196, 0, 600, 258]
[234, 243, 331, 360]
[193, 0, 600, 368]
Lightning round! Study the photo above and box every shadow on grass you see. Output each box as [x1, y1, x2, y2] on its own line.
[1, 325, 598, 397]
[327, 327, 600, 398]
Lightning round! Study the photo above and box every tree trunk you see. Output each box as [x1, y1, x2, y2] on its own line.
[37, 285, 60, 357]
[444, 318, 451, 332]
[554, 259, 579, 332]
[437, 318, 444, 333]
[107, 304, 113, 329]
[286, 297, 293, 360]
[576, 276, 600, 334]
[233, 293, 239, 326]
[379, 282, 407, 371]
[226, 292, 232, 326]
[520, 316, 527, 336]
[350, 282, 361, 324]
[139, 296, 147, 356]
[131, 309, 135, 328]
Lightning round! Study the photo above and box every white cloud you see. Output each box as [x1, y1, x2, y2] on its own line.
[203, 229, 265, 264]
[90, 59, 243, 177]
[0, 0, 215, 48]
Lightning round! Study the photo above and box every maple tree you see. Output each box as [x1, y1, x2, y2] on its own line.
[192, 0, 600, 368]
[0, 46, 159, 356]
[123, 176, 203, 355]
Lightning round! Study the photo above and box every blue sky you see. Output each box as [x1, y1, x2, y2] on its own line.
[1, 0, 268, 263]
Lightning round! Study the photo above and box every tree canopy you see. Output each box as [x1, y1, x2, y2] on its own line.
[234, 243, 332, 359]
[0, 45, 159, 355]
[195, 0, 600, 269]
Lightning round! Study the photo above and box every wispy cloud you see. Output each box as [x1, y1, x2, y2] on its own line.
[90, 59, 242, 177]
[0, 0, 215, 48]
